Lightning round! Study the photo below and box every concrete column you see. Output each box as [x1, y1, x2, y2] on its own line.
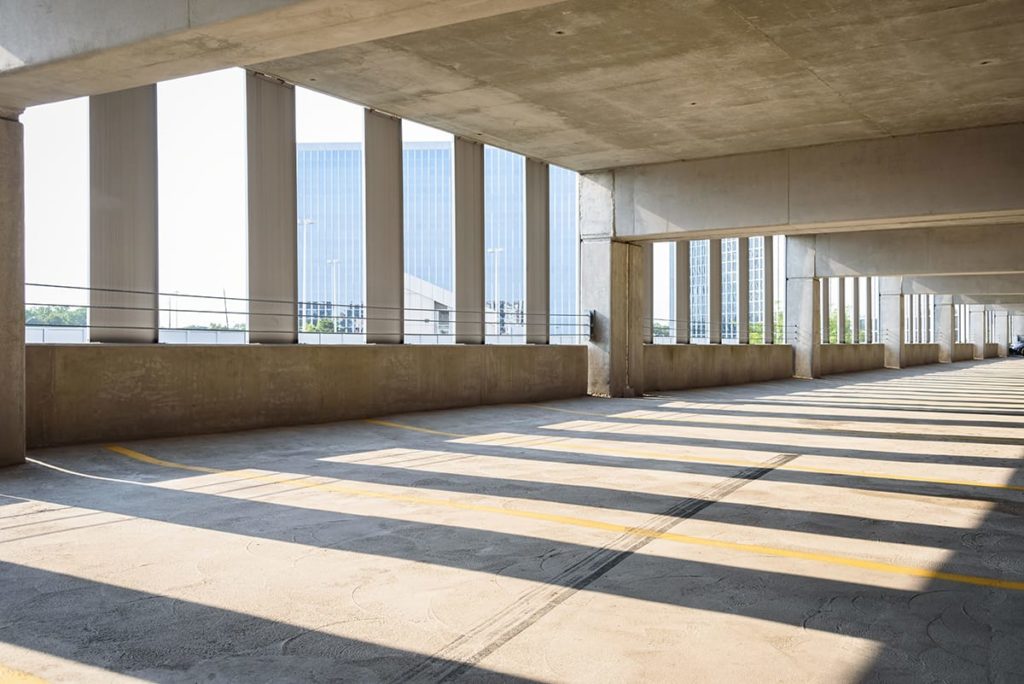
[246, 72, 297, 344]
[454, 137, 484, 344]
[642, 242, 654, 344]
[851, 277, 860, 343]
[89, 85, 158, 343]
[879, 276, 904, 369]
[363, 109, 404, 344]
[934, 296, 955, 363]
[580, 172, 643, 397]
[865, 277, 874, 343]
[0, 115, 25, 467]
[993, 311, 1009, 357]
[836, 277, 846, 343]
[786, 235, 820, 379]
[524, 159, 549, 344]
[737, 237, 749, 344]
[821, 277, 831, 343]
[1012, 313, 1024, 342]
[708, 238, 722, 344]
[675, 240, 690, 344]
[970, 305, 986, 359]
[763, 236, 774, 344]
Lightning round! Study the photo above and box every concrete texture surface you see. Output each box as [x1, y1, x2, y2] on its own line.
[820, 344, 885, 377]
[954, 343, 976, 363]
[24, 344, 587, 448]
[643, 343, 794, 391]
[902, 343, 941, 368]
[255, 1, 1024, 171]
[1, 359, 1023, 682]
[0, 116, 24, 467]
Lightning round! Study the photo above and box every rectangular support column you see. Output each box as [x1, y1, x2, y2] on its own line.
[675, 240, 690, 344]
[821, 277, 831, 343]
[363, 109, 404, 344]
[737, 237, 749, 344]
[0, 116, 25, 466]
[580, 172, 643, 397]
[642, 243, 654, 344]
[786, 235, 820, 379]
[1012, 313, 1024, 342]
[879, 276, 905, 369]
[934, 296, 955, 363]
[836, 277, 846, 343]
[246, 73, 297, 344]
[994, 311, 1009, 357]
[970, 305, 986, 359]
[90, 85, 158, 343]
[763, 236, 774, 344]
[524, 159, 549, 344]
[851, 277, 860, 343]
[454, 137, 484, 344]
[708, 238, 722, 344]
[865, 277, 874, 343]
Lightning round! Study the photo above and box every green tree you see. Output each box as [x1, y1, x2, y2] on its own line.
[25, 306, 87, 326]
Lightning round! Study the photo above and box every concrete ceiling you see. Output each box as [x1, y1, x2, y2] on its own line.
[256, 0, 1024, 171]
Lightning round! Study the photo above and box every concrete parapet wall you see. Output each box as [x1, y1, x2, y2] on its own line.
[902, 343, 941, 367]
[820, 344, 885, 376]
[982, 343, 1000, 359]
[643, 344, 794, 392]
[25, 344, 588, 448]
[953, 343, 975, 362]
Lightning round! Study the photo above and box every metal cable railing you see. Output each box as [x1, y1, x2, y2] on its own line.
[24, 283, 592, 345]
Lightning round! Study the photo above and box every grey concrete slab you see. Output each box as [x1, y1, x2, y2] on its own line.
[2, 360, 1023, 681]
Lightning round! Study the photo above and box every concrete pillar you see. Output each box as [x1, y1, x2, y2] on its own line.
[89, 85, 158, 343]
[879, 276, 904, 369]
[524, 158, 549, 344]
[934, 296, 955, 363]
[851, 277, 860, 343]
[0, 115, 25, 467]
[993, 311, 1009, 357]
[970, 305, 986, 359]
[865, 277, 874, 343]
[363, 109, 404, 344]
[642, 242, 654, 344]
[763, 236, 774, 344]
[836, 277, 846, 344]
[708, 238, 722, 344]
[675, 240, 690, 344]
[580, 172, 643, 397]
[246, 73, 297, 344]
[454, 137, 484, 344]
[821, 277, 831, 343]
[786, 235, 820, 379]
[737, 237, 749, 343]
[1012, 313, 1024, 342]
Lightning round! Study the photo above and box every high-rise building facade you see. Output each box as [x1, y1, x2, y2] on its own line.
[296, 142, 579, 342]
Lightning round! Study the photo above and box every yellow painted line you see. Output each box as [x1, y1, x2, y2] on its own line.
[0, 664, 47, 683]
[103, 445, 1024, 592]
[363, 418, 464, 438]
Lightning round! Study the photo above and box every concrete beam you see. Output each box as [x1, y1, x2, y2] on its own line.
[0, 115, 24, 466]
[246, 73, 297, 344]
[614, 125, 1024, 240]
[954, 295, 1024, 306]
[812, 224, 1024, 277]
[454, 137, 484, 344]
[0, 0, 562, 109]
[89, 85, 158, 343]
[902, 274, 1024, 295]
[364, 109, 403, 344]
[524, 159, 549, 344]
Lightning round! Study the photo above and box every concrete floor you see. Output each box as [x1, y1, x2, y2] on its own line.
[1, 359, 1023, 683]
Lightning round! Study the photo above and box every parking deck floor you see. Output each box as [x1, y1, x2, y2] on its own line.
[1, 359, 1023, 682]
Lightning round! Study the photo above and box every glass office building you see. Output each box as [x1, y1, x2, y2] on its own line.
[688, 237, 766, 342]
[296, 141, 579, 342]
